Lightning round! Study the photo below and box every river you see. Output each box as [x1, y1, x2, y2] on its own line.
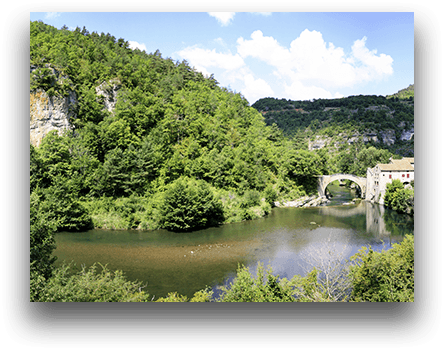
[53, 184, 414, 300]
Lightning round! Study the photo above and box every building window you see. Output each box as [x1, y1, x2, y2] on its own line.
[407, 173, 410, 178]
[389, 174, 392, 179]
[402, 174, 405, 177]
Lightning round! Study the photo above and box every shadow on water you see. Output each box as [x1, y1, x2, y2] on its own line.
[54, 184, 413, 300]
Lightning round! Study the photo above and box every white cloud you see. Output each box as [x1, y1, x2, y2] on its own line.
[128, 41, 147, 52]
[242, 74, 275, 103]
[45, 12, 60, 19]
[208, 12, 236, 26]
[178, 46, 245, 74]
[237, 30, 290, 69]
[351, 37, 394, 80]
[177, 28, 393, 102]
[284, 80, 343, 101]
[236, 29, 393, 99]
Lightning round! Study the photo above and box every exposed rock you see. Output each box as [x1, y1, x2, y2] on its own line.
[274, 195, 327, 208]
[379, 130, 396, 145]
[308, 136, 328, 150]
[400, 128, 414, 141]
[95, 78, 122, 115]
[362, 132, 378, 143]
[30, 89, 77, 146]
[30, 68, 122, 146]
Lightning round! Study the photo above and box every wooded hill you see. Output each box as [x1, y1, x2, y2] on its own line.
[252, 89, 414, 157]
[30, 21, 332, 233]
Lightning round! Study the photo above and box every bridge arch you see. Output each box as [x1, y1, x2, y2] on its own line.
[317, 174, 367, 198]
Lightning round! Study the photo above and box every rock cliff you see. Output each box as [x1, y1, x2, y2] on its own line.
[30, 67, 121, 146]
[307, 130, 405, 151]
[30, 89, 77, 146]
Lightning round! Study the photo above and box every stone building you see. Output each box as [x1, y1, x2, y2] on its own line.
[366, 157, 414, 204]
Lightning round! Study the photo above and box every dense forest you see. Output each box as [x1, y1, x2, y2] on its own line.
[30, 21, 414, 302]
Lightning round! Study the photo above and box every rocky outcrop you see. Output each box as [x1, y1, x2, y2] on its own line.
[400, 128, 414, 141]
[95, 79, 122, 115]
[308, 136, 328, 150]
[274, 195, 327, 208]
[30, 89, 77, 146]
[379, 130, 396, 145]
[307, 128, 411, 151]
[30, 67, 122, 146]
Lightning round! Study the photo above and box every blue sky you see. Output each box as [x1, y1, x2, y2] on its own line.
[30, 12, 414, 104]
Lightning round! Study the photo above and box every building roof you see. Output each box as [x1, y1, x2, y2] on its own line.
[377, 159, 414, 171]
[402, 157, 414, 163]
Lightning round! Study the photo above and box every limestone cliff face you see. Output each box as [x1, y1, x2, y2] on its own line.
[30, 67, 121, 146]
[308, 129, 412, 151]
[95, 79, 122, 115]
[30, 89, 77, 146]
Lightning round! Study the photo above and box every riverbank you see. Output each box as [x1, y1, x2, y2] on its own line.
[274, 195, 328, 208]
[81, 189, 275, 231]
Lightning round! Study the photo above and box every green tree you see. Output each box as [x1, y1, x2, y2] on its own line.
[349, 235, 414, 302]
[30, 190, 57, 280]
[218, 263, 296, 302]
[384, 179, 414, 214]
[354, 146, 392, 176]
[159, 177, 224, 232]
[37, 179, 93, 231]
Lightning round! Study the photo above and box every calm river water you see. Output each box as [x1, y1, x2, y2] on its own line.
[54, 184, 414, 299]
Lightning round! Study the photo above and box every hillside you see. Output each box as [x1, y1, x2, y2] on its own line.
[30, 21, 331, 233]
[252, 90, 414, 157]
[387, 84, 414, 100]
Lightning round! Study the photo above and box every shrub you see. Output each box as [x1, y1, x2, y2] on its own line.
[217, 263, 296, 302]
[349, 235, 414, 302]
[33, 263, 151, 302]
[384, 179, 414, 214]
[159, 177, 224, 232]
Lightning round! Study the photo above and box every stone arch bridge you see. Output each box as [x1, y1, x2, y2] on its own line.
[317, 174, 367, 198]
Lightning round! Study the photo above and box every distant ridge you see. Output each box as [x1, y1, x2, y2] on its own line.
[387, 84, 414, 100]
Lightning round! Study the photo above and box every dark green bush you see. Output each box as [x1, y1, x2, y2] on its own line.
[159, 177, 224, 232]
[240, 189, 261, 208]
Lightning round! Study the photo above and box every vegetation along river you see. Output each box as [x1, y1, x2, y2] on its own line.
[54, 184, 414, 300]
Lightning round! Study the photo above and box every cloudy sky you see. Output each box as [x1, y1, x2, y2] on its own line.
[30, 12, 414, 104]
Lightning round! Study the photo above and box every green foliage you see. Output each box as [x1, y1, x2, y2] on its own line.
[354, 146, 392, 176]
[32, 263, 151, 302]
[349, 235, 414, 302]
[159, 177, 224, 232]
[217, 263, 296, 302]
[30, 21, 324, 224]
[385, 179, 414, 214]
[387, 84, 414, 100]
[30, 190, 57, 280]
[155, 288, 213, 302]
[253, 93, 414, 158]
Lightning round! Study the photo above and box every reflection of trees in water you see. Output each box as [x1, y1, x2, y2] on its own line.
[383, 209, 414, 237]
[364, 201, 413, 240]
